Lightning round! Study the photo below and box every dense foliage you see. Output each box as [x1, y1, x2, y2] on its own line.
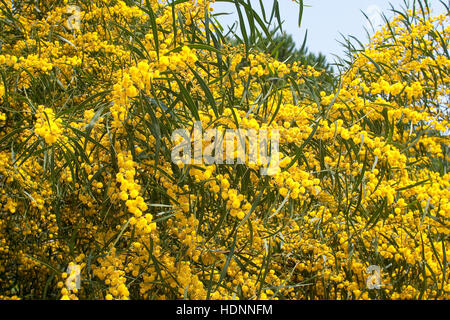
[0, 0, 448, 300]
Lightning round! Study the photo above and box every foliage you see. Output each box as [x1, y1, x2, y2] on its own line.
[252, 30, 335, 90]
[0, 0, 448, 300]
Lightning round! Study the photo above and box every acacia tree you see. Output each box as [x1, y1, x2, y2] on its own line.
[0, 0, 448, 300]
[254, 30, 335, 88]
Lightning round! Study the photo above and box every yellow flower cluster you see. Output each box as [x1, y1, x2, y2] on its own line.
[34, 105, 64, 144]
[0, 0, 448, 301]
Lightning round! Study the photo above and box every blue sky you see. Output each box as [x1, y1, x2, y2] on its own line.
[211, 1, 448, 63]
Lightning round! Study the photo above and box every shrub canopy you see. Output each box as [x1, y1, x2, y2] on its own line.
[0, 0, 449, 300]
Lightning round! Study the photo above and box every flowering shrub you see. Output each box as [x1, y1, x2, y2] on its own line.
[0, 0, 448, 300]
